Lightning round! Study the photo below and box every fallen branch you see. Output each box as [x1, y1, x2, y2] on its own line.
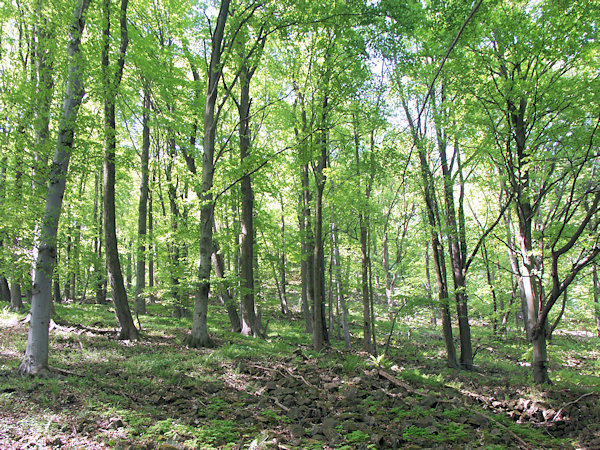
[377, 369, 417, 394]
[552, 392, 596, 423]
[477, 410, 536, 450]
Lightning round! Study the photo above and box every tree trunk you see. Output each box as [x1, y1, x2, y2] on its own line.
[19, 0, 91, 377]
[135, 85, 150, 315]
[402, 97, 458, 369]
[0, 276, 10, 304]
[593, 264, 600, 338]
[238, 65, 258, 337]
[279, 193, 289, 316]
[312, 179, 327, 351]
[211, 243, 241, 333]
[548, 287, 567, 342]
[185, 0, 230, 348]
[312, 95, 329, 351]
[300, 165, 314, 333]
[165, 137, 184, 317]
[102, 0, 139, 341]
[10, 280, 23, 311]
[148, 171, 155, 303]
[359, 216, 372, 353]
[434, 107, 473, 369]
[332, 225, 351, 349]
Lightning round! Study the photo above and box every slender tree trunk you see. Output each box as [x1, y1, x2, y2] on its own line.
[279, 194, 289, 316]
[313, 179, 327, 351]
[593, 264, 600, 338]
[402, 97, 458, 368]
[425, 243, 436, 326]
[301, 165, 314, 333]
[148, 171, 155, 302]
[548, 287, 567, 342]
[19, 0, 91, 376]
[238, 65, 258, 337]
[332, 225, 351, 349]
[186, 0, 230, 348]
[52, 272, 61, 304]
[102, 0, 138, 340]
[483, 242, 498, 334]
[0, 276, 10, 304]
[135, 86, 150, 315]
[10, 281, 23, 311]
[435, 114, 473, 369]
[165, 137, 184, 317]
[312, 95, 329, 351]
[211, 242, 241, 333]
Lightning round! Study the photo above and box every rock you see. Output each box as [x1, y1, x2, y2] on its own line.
[416, 415, 436, 428]
[290, 424, 306, 438]
[322, 417, 339, 429]
[283, 394, 296, 406]
[468, 413, 489, 428]
[361, 415, 376, 426]
[109, 418, 125, 429]
[419, 394, 438, 408]
[204, 383, 219, 394]
[322, 425, 342, 443]
[341, 386, 358, 402]
[342, 421, 359, 432]
[310, 424, 323, 437]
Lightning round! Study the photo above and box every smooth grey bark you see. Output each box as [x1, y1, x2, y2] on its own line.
[185, 0, 230, 348]
[19, 0, 91, 377]
[102, 0, 139, 340]
[135, 86, 150, 315]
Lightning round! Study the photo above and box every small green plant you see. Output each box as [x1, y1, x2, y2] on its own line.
[402, 425, 431, 441]
[345, 429, 370, 444]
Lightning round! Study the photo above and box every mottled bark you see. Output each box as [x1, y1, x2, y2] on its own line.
[19, 0, 91, 376]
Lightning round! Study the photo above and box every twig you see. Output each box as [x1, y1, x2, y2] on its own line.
[477, 410, 536, 450]
[552, 392, 596, 422]
[273, 398, 290, 412]
[377, 369, 417, 394]
[285, 368, 314, 388]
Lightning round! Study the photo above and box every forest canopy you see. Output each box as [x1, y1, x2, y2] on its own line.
[0, 0, 598, 390]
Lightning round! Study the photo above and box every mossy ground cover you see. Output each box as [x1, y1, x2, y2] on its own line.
[1, 298, 599, 449]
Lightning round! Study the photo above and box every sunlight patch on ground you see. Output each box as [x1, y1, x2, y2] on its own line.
[0, 314, 19, 328]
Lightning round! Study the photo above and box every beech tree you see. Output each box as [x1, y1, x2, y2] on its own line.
[19, 0, 91, 376]
[470, 0, 600, 383]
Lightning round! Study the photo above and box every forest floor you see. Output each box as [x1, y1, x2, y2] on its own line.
[1, 300, 600, 449]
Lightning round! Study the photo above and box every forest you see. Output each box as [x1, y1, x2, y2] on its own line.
[1, 0, 599, 448]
